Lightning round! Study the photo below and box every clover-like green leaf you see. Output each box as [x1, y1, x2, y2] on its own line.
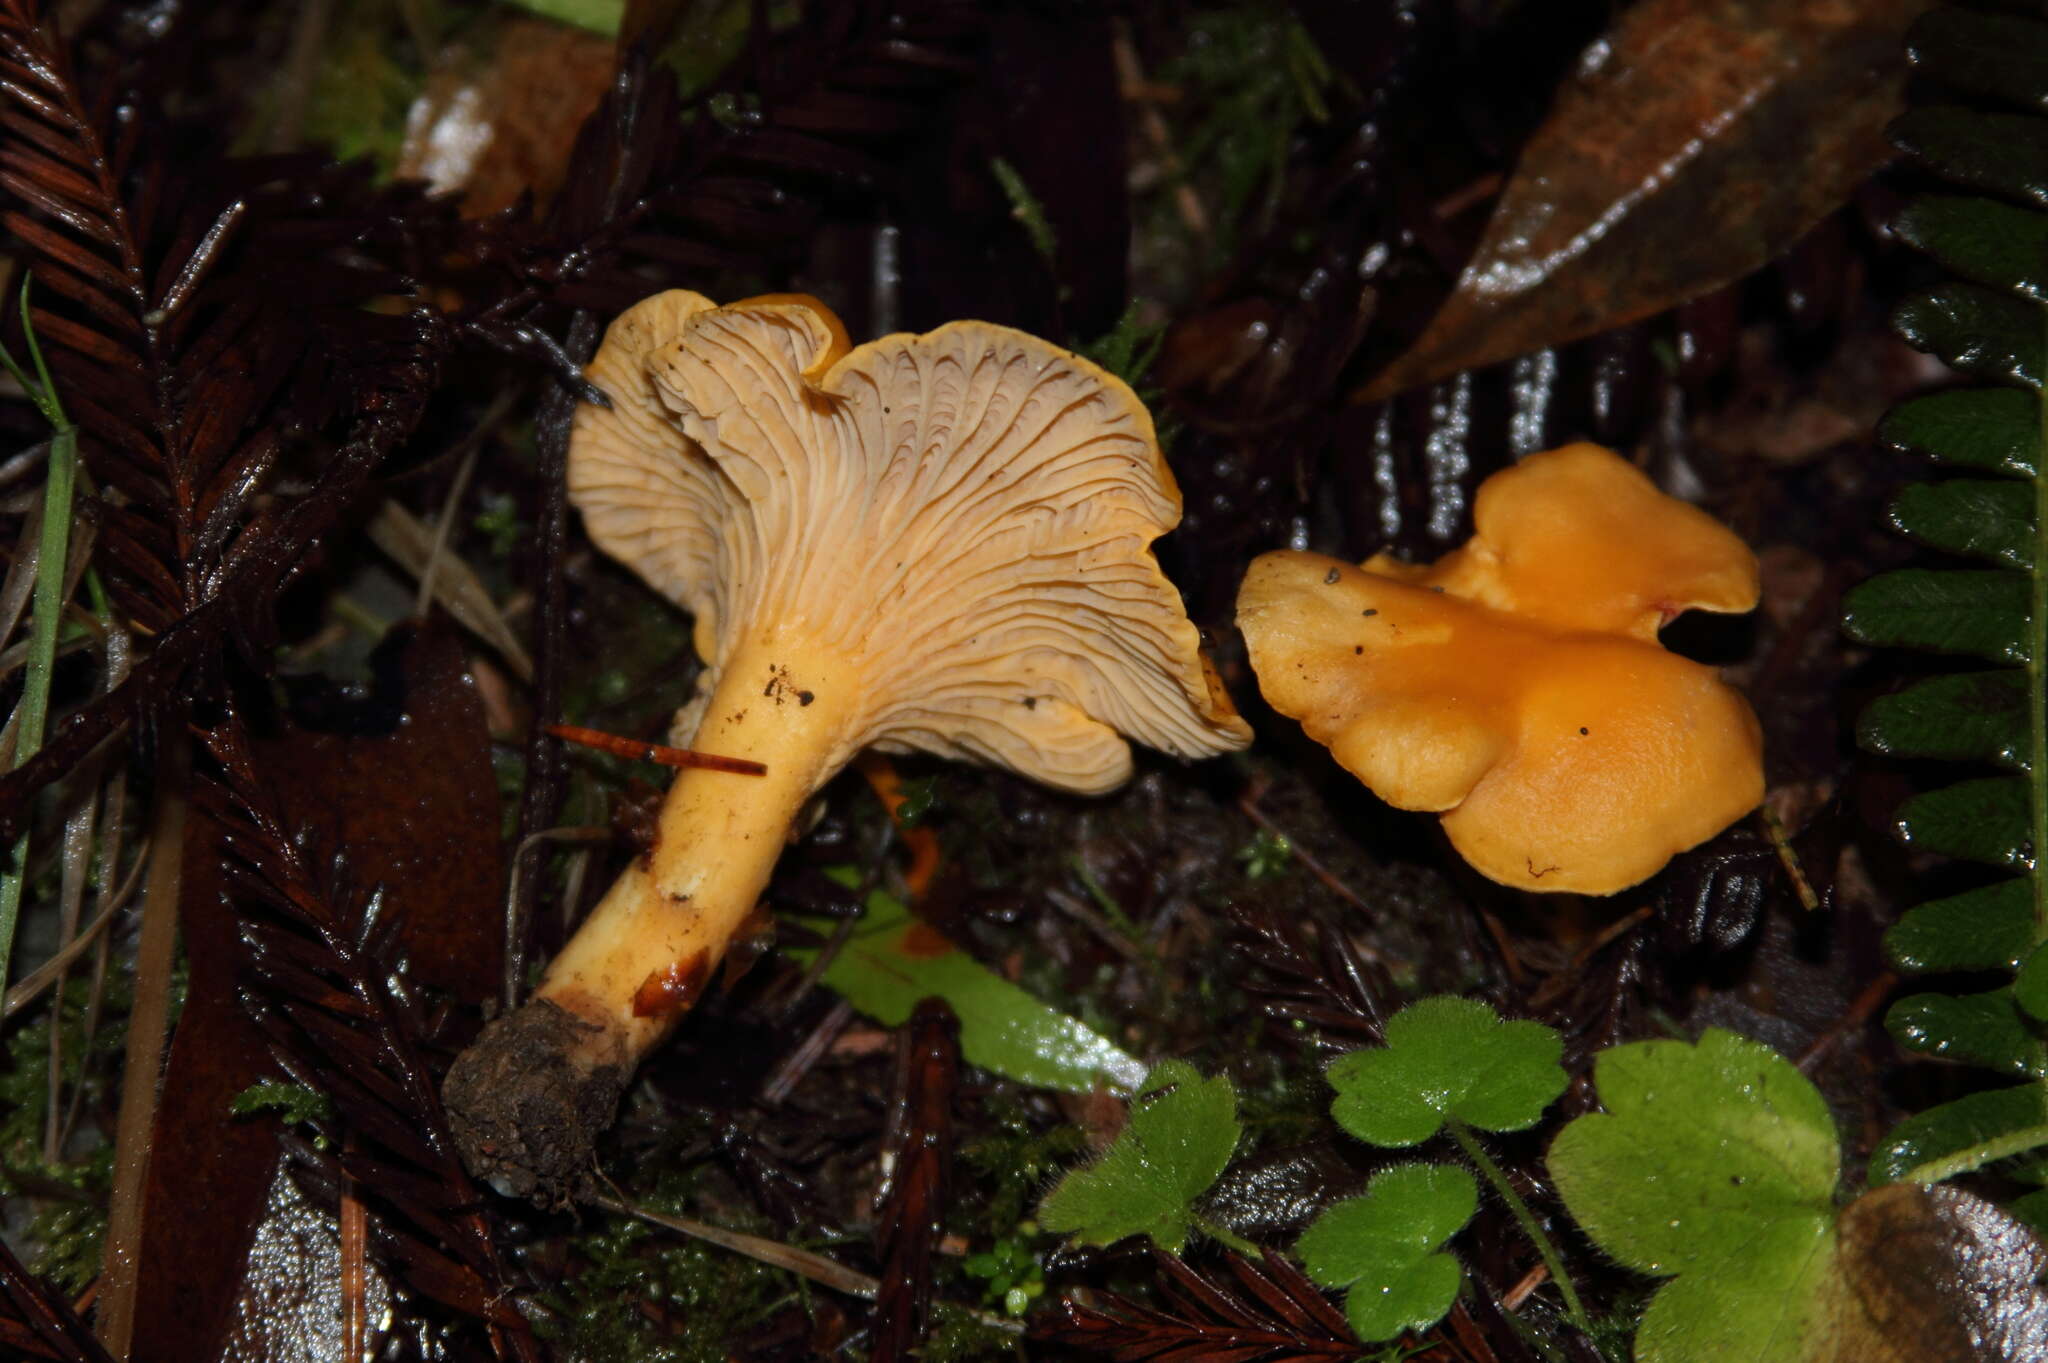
[1326, 996, 1565, 1147]
[1549, 1030, 1840, 1363]
[1295, 1162, 1476, 1343]
[1038, 1061, 1240, 1253]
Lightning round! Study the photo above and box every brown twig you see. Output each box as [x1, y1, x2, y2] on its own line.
[546, 722, 768, 775]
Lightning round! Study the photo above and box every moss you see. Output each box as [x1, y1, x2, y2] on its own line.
[921, 1300, 1025, 1363]
[539, 1190, 794, 1362]
[0, 972, 132, 1290]
[957, 1095, 1087, 1235]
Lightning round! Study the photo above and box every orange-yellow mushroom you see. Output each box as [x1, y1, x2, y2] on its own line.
[1236, 443, 1762, 894]
[445, 291, 1249, 1203]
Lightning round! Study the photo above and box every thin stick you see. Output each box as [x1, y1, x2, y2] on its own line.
[1, 837, 147, 1021]
[341, 1173, 367, 1363]
[546, 723, 767, 775]
[588, 1191, 1023, 1338]
[95, 737, 188, 1359]
[501, 825, 612, 1012]
[587, 1192, 880, 1298]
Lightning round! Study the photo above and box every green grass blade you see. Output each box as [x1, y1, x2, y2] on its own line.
[0, 419, 77, 994]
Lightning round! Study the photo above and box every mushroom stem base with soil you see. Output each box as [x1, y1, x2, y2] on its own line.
[445, 641, 854, 1204]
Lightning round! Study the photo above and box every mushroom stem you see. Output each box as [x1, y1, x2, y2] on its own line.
[445, 640, 855, 1203]
[537, 640, 855, 1057]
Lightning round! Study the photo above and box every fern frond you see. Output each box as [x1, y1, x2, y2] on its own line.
[1844, 1, 2048, 1189]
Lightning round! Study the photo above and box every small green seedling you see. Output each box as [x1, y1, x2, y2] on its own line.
[1237, 828, 1294, 881]
[1038, 1061, 1244, 1254]
[1548, 1029, 1838, 1363]
[1296, 1162, 1476, 1342]
[1318, 996, 1584, 1335]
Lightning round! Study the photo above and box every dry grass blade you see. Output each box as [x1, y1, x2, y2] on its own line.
[367, 498, 534, 681]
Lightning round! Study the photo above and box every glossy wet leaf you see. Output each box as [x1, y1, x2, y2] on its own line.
[1894, 776, 2029, 866]
[791, 878, 1145, 1095]
[1038, 1061, 1241, 1253]
[1881, 388, 2040, 478]
[1886, 987, 2046, 1076]
[1817, 1182, 2048, 1363]
[1355, 0, 1922, 401]
[1895, 195, 2048, 303]
[1859, 671, 2028, 768]
[1907, 7, 2048, 114]
[1885, 879, 2034, 973]
[1549, 1030, 1840, 1363]
[1892, 109, 2048, 210]
[1842, 569, 2030, 664]
[1295, 1163, 1476, 1343]
[1325, 996, 1564, 1148]
[1893, 283, 2046, 388]
[1889, 480, 2034, 569]
[1873, 1083, 2048, 1185]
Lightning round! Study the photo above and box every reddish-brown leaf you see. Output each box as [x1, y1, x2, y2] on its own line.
[1356, 0, 1929, 402]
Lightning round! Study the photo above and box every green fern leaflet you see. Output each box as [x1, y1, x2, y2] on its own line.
[1843, 3, 2048, 1201]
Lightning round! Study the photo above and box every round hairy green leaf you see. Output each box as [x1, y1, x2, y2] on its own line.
[1895, 195, 2048, 304]
[1630, 1219, 1837, 1363]
[1894, 776, 2030, 866]
[1325, 996, 1565, 1147]
[1295, 1163, 1476, 1343]
[1873, 1083, 2048, 1184]
[1893, 108, 2048, 211]
[1038, 1061, 1240, 1252]
[1881, 389, 2039, 478]
[1890, 479, 2034, 569]
[1842, 569, 2030, 664]
[1893, 282, 2044, 388]
[1907, 8, 2048, 116]
[1885, 878, 2035, 974]
[1549, 1029, 1837, 1276]
[1885, 987, 2047, 1077]
[1860, 670, 2028, 769]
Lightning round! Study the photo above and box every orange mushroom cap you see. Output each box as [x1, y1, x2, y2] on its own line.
[1236, 443, 1763, 894]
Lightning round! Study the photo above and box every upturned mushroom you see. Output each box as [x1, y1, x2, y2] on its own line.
[1236, 443, 1762, 895]
[445, 291, 1250, 1202]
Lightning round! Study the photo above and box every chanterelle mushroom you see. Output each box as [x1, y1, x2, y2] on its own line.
[1235, 443, 1762, 895]
[444, 291, 1249, 1203]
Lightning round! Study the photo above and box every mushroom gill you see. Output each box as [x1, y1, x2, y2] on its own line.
[444, 291, 1248, 1204]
